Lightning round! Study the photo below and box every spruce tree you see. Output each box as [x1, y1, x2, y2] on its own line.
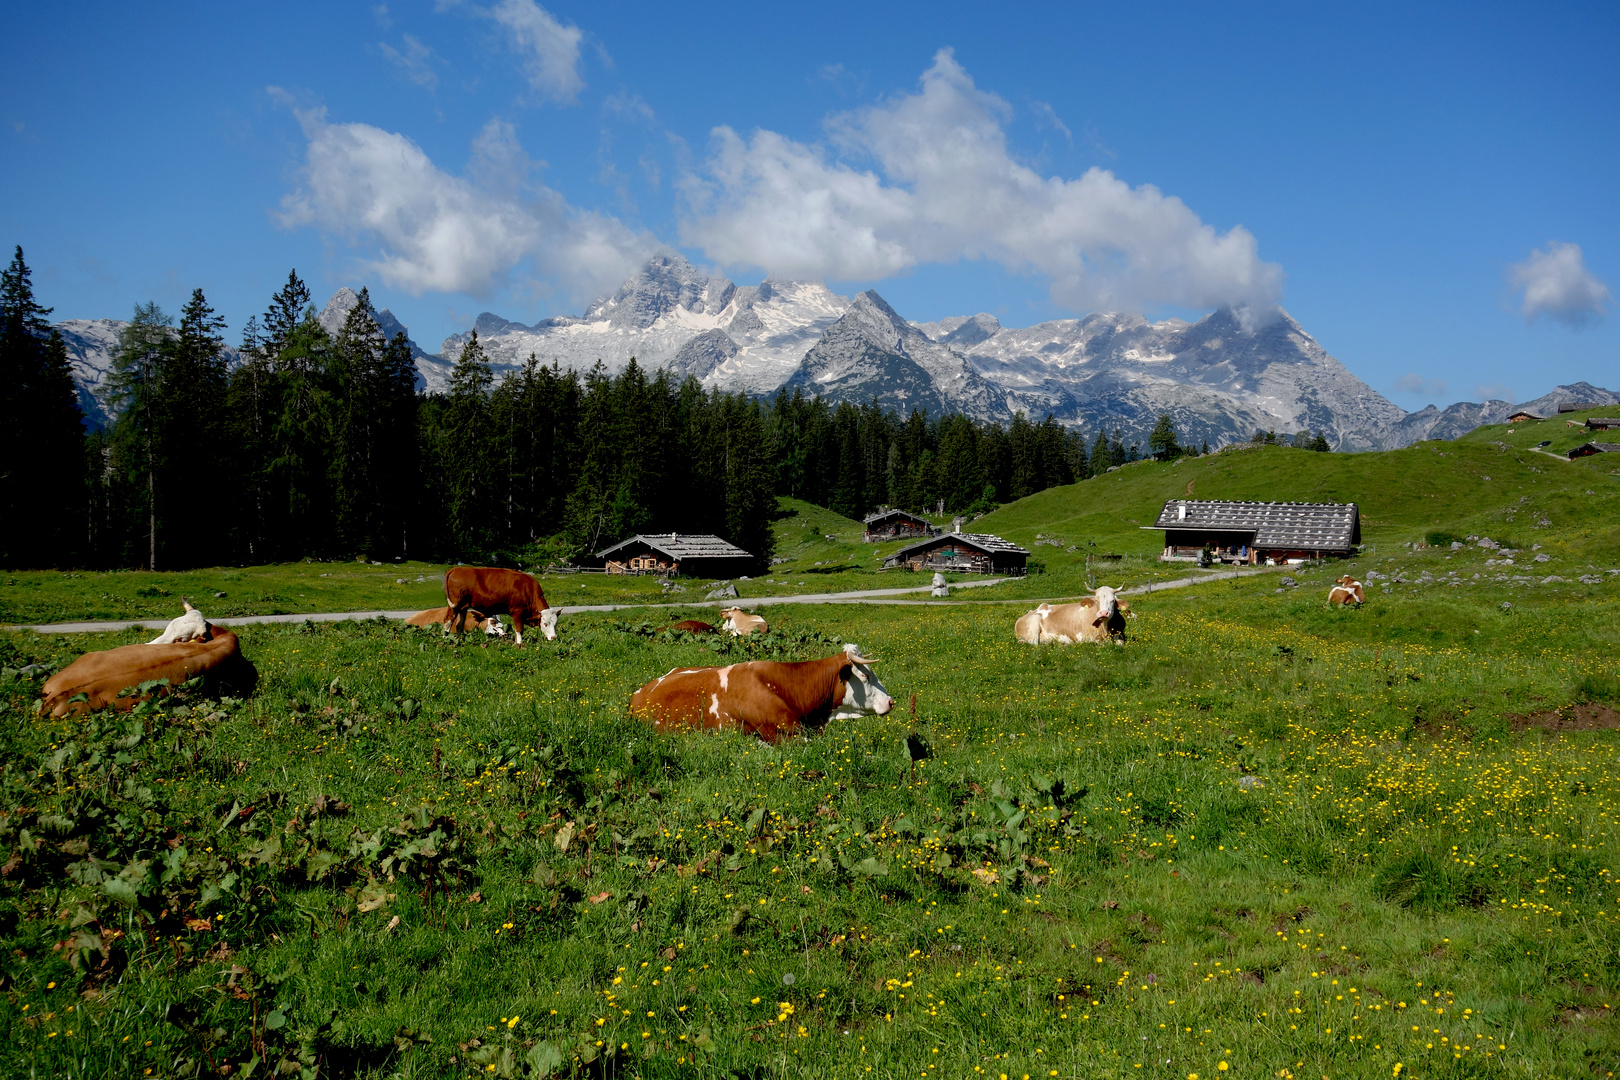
[106, 303, 175, 569]
[1148, 413, 1181, 460]
[444, 330, 494, 557]
[1090, 431, 1109, 478]
[0, 247, 87, 567]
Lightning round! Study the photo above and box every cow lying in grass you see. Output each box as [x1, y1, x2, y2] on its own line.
[630, 643, 892, 743]
[404, 606, 506, 636]
[1014, 586, 1131, 646]
[42, 628, 258, 718]
[1327, 575, 1365, 606]
[719, 607, 768, 636]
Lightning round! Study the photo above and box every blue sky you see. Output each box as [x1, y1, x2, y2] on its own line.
[3, 1, 1615, 409]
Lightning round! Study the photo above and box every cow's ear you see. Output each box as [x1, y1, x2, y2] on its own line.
[839, 664, 853, 682]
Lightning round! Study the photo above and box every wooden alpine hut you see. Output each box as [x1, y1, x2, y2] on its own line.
[1147, 499, 1360, 565]
[594, 534, 755, 578]
[862, 508, 936, 542]
[882, 532, 1030, 575]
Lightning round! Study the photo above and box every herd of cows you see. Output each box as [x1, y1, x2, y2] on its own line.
[32, 565, 1369, 743]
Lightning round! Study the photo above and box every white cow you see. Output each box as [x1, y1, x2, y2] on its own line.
[719, 607, 769, 636]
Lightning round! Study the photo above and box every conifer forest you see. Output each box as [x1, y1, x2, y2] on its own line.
[2, 250, 1130, 573]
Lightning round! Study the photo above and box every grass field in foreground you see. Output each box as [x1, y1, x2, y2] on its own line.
[1, 554, 1616, 1080]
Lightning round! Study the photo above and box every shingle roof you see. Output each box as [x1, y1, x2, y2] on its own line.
[888, 531, 1030, 558]
[1569, 442, 1620, 456]
[596, 534, 753, 560]
[863, 508, 929, 526]
[1149, 499, 1360, 550]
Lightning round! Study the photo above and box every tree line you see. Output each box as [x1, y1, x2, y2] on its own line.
[2, 250, 1239, 572]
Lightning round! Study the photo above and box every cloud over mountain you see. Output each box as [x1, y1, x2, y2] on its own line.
[680, 50, 1283, 316]
[276, 104, 652, 301]
[486, 0, 585, 104]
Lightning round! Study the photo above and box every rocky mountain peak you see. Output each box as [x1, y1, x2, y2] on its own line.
[584, 252, 734, 330]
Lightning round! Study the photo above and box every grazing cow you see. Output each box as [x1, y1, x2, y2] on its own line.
[1327, 575, 1365, 606]
[666, 619, 717, 633]
[41, 630, 258, 718]
[630, 643, 892, 743]
[404, 606, 505, 635]
[444, 566, 557, 645]
[1014, 586, 1130, 646]
[719, 607, 768, 636]
[148, 599, 210, 644]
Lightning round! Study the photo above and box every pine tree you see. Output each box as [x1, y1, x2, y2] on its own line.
[106, 303, 175, 569]
[1148, 413, 1182, 460]
[0, 247, 87, 567]
[1090, 431, 1109, 478]
[444, 330, 494, 557]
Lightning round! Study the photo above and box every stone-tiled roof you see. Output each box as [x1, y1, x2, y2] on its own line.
[596, 534, 753, 560]
[1149, 499, 1360, 550]
[1569, 442, 1620, 457]
[862, 508, 929, 526]
[888, 531, 1031, 558]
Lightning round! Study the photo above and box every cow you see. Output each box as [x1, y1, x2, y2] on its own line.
[41, 629, 258, 718]
[629, 643, 892, 743]
[719, 607, 768, 636]
[1327, 575, 1365, 606]
[148, 599, 210, 644]
[443, 566, 557, 645]
[666, 619, 717, 633]
[404, 606, 505, 635]
[1014, 586, 1130, 646]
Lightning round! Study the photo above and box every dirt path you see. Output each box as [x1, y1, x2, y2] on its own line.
[6, 567, 1279, 634]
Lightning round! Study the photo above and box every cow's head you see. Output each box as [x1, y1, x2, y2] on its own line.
[832, 643, 893, 720]
[539, 608, 559, 641]
[1091, 586, 1121, 624]
[484, 615, 507, 637]
[1336, 575, 1360, 587]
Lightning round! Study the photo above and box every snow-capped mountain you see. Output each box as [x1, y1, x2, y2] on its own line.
[52, 254, 1619, 451]
[922, 306, 1411, 450]
[784, 291, 1013, 420]
[437, 253, 849, 394]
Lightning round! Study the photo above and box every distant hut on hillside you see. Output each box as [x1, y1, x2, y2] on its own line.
[862, 508, 935, 543]
[1568, 442, 1620, 460]
[594, 534, 755, 578]
[1147, 499, 1360, 565]
[882, 532, 1030, 575]
[1507, 410, 1543, 424]
[1583, 417, 1620, 431]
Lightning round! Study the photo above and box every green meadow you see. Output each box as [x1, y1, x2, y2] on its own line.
[1, 420, 1618, 1079]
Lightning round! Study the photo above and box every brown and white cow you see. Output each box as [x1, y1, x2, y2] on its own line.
[629, 643, 892, 743]
[41, 629, 258, 718]
[1327, 575, 1365, 606]
[404, 606, 505, 635]
[719, 607, 768, 636]
[444, 566, 556, 645]
[1014, 586, 1130, 646]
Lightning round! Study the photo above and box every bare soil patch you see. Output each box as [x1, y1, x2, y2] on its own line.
[1510, 703, 1620, 733]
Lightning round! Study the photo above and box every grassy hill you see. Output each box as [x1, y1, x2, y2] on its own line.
[973, 433, 1620, 569]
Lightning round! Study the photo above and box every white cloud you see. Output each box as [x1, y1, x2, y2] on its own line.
[276, 105, 651, 302]
[1473, 381, 1515, 404]
[379, 35, 438, 91]
[1029, 100, 1072, 143]
[680, 49, 1282, 315]
[1508, 241, 1610, 327]
[486, 0, 584, 104]
[1393, 374, 1448, 398]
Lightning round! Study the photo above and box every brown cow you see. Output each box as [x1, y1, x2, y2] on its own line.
[444, 566, 557, 645]
[1327, 575, 1365, 606]
[630, 643, 892, 743]
[404, 606, 504, 635]
[666, 619, 717, 633]
[41, 630, 258, 718]
[718, 607, 768, 636]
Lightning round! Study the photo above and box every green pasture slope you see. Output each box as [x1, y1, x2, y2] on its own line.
[1, 430, 1618, 1080]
